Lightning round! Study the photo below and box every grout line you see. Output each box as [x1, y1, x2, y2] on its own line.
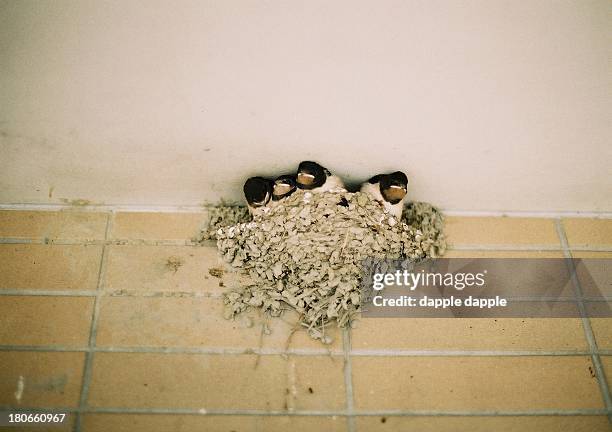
[349, 349, 597, 357]
[2, 202, 612, 218]
[561, 245, 612, 252]
[0, 238, 37, 244]
[2, 235, 611, 251]
[4, 292, 606, 306]
[582, 297, 612, 302]
[0, 204, 210, 213]
[109, 239, 204, 246]
[0, 344, 343, 356]
[448, 244, 564, 251]
[4, 289, 608, 302]
[0, 290, 223, 298]
[4, 291, 602, 302]
[448, 244, 612, 252]
[87, 408, 349, 416]
[0, 405, 609, 417]
[0, 238, 104, 245]
[2, 289, 601, 303]
[351, 408, 612, 416]
[342, 328, 356, 432]
[96, 346, 343, 356]
[0, 344, 605, 357]
[105, 291, 224, 299]
[0, 237, 204, 246]
[75, 211, 113, 432]
[0, 345, 88, 353]
[0, 289, 97, 297]
[555, 219, 612, 424]
[442, 209, 612, 219]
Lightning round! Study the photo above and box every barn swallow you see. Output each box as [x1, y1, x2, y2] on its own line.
[296, 161, 345, 193]
[270, 174, 297, 206]
[360, 171, 408, 218]
[243, 176, 274, 216]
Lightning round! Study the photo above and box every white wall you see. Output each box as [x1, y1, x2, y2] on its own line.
[1, 0, 611, 212]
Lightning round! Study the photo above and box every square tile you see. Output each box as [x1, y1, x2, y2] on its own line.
[0, 244, 103, 291]
[81, 414, 347, 432]
[352, 318, 587, 351]
[111, 212, 208, 241]
[0, 351, 84, 407]
[570, 251, 612, 298]
[601, 356, 612, 389]
[96, 296, 342, 352]
[286, 355, 346, 411]
[0, 296, 93, 346]
[0, 210, 108, 241]
[444, 217, 559, 247]
[351, 356, 603, 410]
[88, 353, 345, 410]
[103, 245, 235, 294]
[576, 261, 612, 299]
[591, 319, 612, 350]
[354, 416, 610, 432]
[563, 218, 612, 247]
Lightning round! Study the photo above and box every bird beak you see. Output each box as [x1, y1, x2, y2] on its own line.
[297, 172, 315, 185]
[386, 184, 407, 200]
[274, 182, 292, 196]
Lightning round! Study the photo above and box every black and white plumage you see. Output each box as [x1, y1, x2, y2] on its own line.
[295, 161, 345, 193]
[270, 174, 297, 207]
[243, 176, 274, 216]
[360, 171, 408, 218]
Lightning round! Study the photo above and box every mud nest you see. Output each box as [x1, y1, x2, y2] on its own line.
[196, 190, 446, 344]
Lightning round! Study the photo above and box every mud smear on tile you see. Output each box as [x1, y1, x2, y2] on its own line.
[59, 198, 105, 212]
[588, 365, 596, 378]
[31, 374, 68, 394]
[198, 191, 446, 344]
[60, 198, 94, 206]
[110, 289, 202, 298]
[165, 256, 184, 274]
[208, 267, 224, 278]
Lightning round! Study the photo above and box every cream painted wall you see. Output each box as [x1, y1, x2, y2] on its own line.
[1, 0, 611, 211]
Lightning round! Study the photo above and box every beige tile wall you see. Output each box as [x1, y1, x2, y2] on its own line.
[0, 210, 610, 431]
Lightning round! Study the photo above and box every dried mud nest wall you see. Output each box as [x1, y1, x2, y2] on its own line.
[196, 190, 446, 343]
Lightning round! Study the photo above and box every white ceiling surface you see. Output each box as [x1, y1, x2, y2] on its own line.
[1, 1, 611, 211]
